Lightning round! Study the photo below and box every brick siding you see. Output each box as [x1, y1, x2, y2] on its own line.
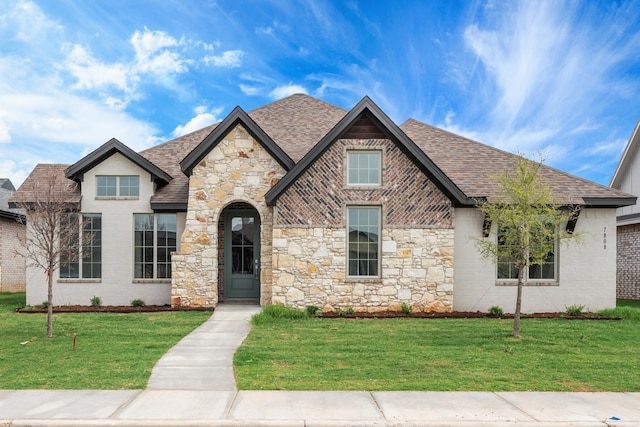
[275, 137, 453, 228]
[0, 217, 26, 292]
[616, 223, 640, 299]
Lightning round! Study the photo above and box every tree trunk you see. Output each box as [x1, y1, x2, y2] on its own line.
[513, 264, 525, 338]
[47, 265, 53, 338]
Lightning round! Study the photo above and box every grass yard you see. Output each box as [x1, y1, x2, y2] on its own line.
[0, 292, 211, 389]
[234, 305, 640, 392]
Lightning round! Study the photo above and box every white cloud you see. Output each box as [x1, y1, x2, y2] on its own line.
[269, 84, 308, 100]
[204, 50, 244, 67]
[172, 106, 224, 137]
[458, 0, 640, 158]
[0, 159, 28, 189]
[3, 0, 62, 43]
[239, 84, 260, 96]
[0, 119, 10, 143]
[65, 44, 129, 91]
[131, 28, 188, 75]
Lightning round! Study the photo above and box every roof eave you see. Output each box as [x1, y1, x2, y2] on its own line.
[150, 202, 188, 212]
[582, 196, 637, 208]
[65, 138, 172, 185]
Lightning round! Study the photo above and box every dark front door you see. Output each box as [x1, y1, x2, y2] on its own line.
[224, 209, 260, 299]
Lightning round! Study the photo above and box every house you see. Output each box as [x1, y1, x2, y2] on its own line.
[610, 119, 640, 300]
[0, 179, 26, 292]
[12, 94, 636, 312]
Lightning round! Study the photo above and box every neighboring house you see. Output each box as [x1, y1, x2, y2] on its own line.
[12, 95, 636, 312]
[610, 119, 640, 300]
[0, 179, 26, 292]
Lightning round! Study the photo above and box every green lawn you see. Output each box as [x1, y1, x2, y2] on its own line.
[234, 305, 640, 392]
[0, 292, 211, 389]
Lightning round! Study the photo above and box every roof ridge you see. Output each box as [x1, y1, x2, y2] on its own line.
[249, 93, 348, 115]
[140, 123, 219, 155]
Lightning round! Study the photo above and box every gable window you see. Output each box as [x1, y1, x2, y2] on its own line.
[496, 225, 557, 281]
[134, 213, 176, 279]
[347, 151, 381, 185]
[60, 213, 102, 279]
[96, 175, 139, 198]
[347, 206, 380, 276]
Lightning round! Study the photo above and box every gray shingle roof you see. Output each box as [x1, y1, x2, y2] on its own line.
[400, 118, 634, 206]
[13, 94, 635, 210]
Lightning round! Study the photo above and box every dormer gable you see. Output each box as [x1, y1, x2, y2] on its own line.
[65, 138, 172, 185]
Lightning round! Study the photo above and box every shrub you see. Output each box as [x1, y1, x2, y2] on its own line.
[41, 301, 49, 308]
[305, 305, 321, 316]
[565, 304, 585, 316]
[400, 302, 413, 315]
[345, 306, 355, 315]
[90, 296, 102, 307]
[131, 299, 146, 307]
[489, 306, 504, 317]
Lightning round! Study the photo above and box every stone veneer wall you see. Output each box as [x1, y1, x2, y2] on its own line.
[616, 223, 640, 299]
[171, 124, 286, 307]
[272, 137, 455, 313]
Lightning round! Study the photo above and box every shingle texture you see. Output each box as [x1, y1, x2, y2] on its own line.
[13, 94, 633, 208]
[400, 118, 632, 204]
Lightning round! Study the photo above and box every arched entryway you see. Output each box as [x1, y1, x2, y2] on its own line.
[218, 202, 261, 303]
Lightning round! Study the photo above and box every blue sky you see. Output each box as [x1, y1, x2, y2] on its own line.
[1, 0, 639, 188]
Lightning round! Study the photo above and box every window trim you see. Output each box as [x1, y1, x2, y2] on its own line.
[59, 213, 102, 281]
[133, 213, 177, 280]
[346, 150, 382, 187]
[96, 175, 140, 199]
[495, 225, 559, 283]
[346, 205, 381, 278]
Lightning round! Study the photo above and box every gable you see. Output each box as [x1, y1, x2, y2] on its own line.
[266, 96, 473, 207]
[66, 138, 172, 185]
[180, 106, 294, 176]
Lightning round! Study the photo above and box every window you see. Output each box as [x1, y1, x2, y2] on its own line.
[60, 213, 102, 279]
[134, 213, 176, 279]
[347, 206, 380, 276]
[496, 225, 556, 281]
[347, 151, 381, 185]
[96, 175, 139, 197]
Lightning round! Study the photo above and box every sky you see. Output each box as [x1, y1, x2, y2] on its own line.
[1, 0, 639, 188]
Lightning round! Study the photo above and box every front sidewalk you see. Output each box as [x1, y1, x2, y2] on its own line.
[1, 389, 640, 426]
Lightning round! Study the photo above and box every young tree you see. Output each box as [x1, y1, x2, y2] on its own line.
[12, 165, 85, 337]
[474, 155, 580, 337]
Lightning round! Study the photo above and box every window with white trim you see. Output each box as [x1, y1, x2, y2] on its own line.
[60, 213, 102, 279]
[96, 175, 139, 197]
[496, 225, 557, 281]
[347, 206, 380, 276]
[347, 151, 381, 186]
[134, 213, 176, 279]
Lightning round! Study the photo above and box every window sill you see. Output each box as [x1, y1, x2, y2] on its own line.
[345, 276, 383, 283]
[57, 279, 102, 284]
[133, 279, 171, 284]
[344, 184, 382, 190]
[95, 196, 139, 200]
[495, 281, 559, 287]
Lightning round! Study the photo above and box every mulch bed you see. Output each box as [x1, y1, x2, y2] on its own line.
[319, 311, 620, 320]
[16, 305, 214, 313]
[15, 306, 619, 320]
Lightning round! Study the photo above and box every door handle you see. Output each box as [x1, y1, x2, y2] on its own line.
[254, 259, 260, 279]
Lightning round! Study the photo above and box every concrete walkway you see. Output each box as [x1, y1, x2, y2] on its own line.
[147, 304, 261, 391]
[1, 304, 640, 426]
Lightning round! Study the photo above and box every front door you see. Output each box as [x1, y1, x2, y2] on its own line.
[224, 209, 260, 299]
